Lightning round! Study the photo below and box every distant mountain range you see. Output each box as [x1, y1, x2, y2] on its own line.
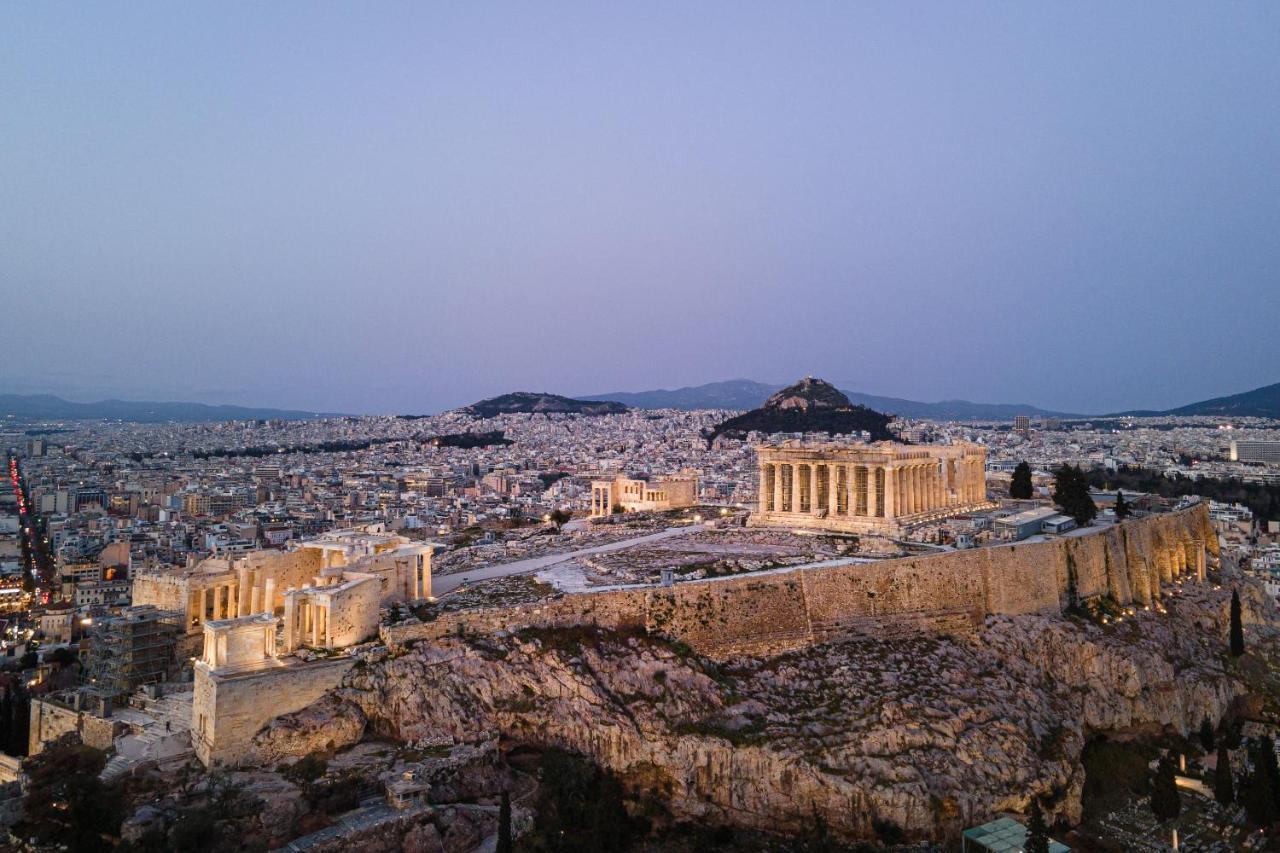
[0, 394, 336, 423]
[1114, 381, 1280, 420]
[462, 392, 627, 418]
[588, 379, 1077, 420]
[5, 378, 1278, 424]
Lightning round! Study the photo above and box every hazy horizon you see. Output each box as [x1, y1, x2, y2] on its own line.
[2, 372, 1275, 418]
[5, 3, 1279, 414]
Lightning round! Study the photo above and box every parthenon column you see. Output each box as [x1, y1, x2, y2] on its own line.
[774, 464, 785, 513]
[808, 465, 818, 515]
[880, 466, 891, 520]
[827, 465, 838, 516]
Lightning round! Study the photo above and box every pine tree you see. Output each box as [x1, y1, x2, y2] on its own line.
[1114, 490, 1131, 520]
[1024, 798, 1050, 853]
[1231, 589, 1245, 657]
[1216, 744, 1235, 806]
[496, 789, 512, 853]
[1010, 462, 1034, 500]
[1200, 716, 1216, 752]
[1151, 754, 1182, 821]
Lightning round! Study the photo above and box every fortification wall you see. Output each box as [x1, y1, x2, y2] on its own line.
[381, 506, 1215, 659]
[29, 699, 119, 755]
[193, 657, 353, 768]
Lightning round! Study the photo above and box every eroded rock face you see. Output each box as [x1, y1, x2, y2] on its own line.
[325, 580, 1274, 843]
[251, 693, 367, 765]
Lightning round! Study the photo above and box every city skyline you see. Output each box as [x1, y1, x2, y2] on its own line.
[4, 3, 1279, 415]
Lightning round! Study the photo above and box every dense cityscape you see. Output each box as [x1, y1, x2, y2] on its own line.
[6, 2, 1280, 851]
[0, 378, 1277, 850]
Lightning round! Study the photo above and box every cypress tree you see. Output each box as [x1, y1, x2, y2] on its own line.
[0, 690, 10, 756]
[1010, 462, 1034, 500]
[1114, 490, 1131, 520]
[1200, 716, 1216, 752]
[1215, 744, 1235, 806]
[1231, 589, 1245, 657]
[496, 789, 512, 853]
[1024, 798, 1050, 853]
[1151, 754, 1182, 821]
[1242, 738, 1280, 827]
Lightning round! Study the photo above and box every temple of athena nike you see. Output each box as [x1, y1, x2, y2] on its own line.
[752, 440, 991, 535]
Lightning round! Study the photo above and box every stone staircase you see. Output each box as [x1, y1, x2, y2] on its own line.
[100, 689, 195, 782]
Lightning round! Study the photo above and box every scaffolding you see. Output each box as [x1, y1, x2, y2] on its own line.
[82, 605, 182, 700]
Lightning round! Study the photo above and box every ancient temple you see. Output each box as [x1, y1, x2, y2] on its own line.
[752, 440, 990, 535]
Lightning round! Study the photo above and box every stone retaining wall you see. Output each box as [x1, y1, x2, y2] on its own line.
[381, 505, 1215, 659]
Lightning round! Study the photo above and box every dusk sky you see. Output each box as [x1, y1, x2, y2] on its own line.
[4, 3, 1279, 415]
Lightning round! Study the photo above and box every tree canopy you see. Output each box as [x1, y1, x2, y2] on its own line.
[1009, 461, 1034, 500]
[1052, 464, 1097, 526]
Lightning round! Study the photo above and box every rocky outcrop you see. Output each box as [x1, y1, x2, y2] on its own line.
[250, 693, 367, 765]
[329, 579, 1276, 843]
[705, 377, 897, 445]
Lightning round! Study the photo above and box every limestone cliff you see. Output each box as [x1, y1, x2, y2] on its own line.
[324, 578, 1274, 843]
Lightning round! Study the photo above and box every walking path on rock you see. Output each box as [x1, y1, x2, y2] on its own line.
[431, 523, 707, 597]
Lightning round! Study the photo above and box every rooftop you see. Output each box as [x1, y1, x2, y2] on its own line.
[962, 817, 1070, 853]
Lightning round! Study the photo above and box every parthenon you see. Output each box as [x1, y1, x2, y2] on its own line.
[752, 440, 990, 535]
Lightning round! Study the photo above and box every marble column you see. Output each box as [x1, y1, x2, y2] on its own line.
[237, 566, 250, 617]
[311, 604, 320, 646]
[282, 592, 296, 653]
[774, 464, 785, 514]
[808, 464, 818, 514]
[827, 465, 838, 516]
[264, 577, 277, 615]
[880, 466, 892, 520]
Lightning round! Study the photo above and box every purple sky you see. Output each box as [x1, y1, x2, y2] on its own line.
[4, 3, 1279, 414]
